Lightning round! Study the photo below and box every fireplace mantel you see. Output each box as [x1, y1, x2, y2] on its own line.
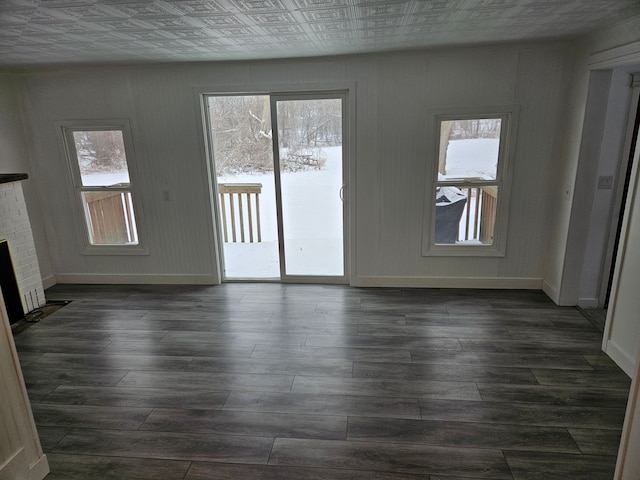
[0, 173, 28, 184]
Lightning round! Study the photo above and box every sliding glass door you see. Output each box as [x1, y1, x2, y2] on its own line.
[272, 95, 345, 279]
[206, 92, 347, 283]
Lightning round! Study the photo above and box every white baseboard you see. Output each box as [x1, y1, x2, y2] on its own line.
[53, 274, 218, 285]
[542, 280, 561, 304]
[603, 339, 635, 377]
[0, 448, 25, 480]
[26, 454, 49, 480]
[41, 275, 56, 290]
[354, 276, 543, 289]
[0, 449, 47, 480]
[578, 297, 600, 309]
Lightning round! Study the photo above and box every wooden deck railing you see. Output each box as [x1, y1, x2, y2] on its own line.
[460, 186, 497, 243]
[84, 191, 136, 245]
[217, 183, 263, 243]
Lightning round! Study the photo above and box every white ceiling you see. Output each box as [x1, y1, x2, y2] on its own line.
[1, 0, 639, 67]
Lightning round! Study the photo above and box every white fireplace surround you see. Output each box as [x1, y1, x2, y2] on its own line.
[0, 176, 45, 315]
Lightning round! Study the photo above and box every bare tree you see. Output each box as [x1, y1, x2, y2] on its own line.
[74, 130, 126, 172]
[209, 96, 342, 176]
[439, 121, 454, 175]
[209, 96, 273, 175]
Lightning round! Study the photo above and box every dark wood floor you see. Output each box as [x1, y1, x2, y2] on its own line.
[13, 284, 631, 480]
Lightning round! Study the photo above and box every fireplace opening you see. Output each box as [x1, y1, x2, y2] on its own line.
[0, 239, 24, 324]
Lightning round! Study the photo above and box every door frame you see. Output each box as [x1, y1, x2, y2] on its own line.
[197, 84, 354, 285]
[602, 122, 640, 375]
[600, 74, 640, 306]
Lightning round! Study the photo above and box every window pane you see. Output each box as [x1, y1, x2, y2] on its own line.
[209, 95, 280, 278]
[72, 130, 130, 186]
[438, 119, 501, 181]
[435, 185, 497, 245]
[81, 191, 138, 245]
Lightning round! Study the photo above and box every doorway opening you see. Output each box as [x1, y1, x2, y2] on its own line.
[205, 93, 347, 283]
[603, 89, 640, 307]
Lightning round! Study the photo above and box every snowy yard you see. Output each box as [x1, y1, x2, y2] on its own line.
[218, 146, 344, 278]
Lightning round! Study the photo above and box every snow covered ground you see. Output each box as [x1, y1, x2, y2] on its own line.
[218, 146, 344, 278]
[444, 138, 499, 180]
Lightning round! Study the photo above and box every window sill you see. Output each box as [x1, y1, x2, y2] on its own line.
[422, 244, 505, 257]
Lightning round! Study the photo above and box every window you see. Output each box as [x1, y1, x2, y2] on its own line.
[60, 120, 146, 253]
[423, 107, 518, 256]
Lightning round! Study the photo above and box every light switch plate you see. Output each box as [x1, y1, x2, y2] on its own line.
[597, 176, 614, 190]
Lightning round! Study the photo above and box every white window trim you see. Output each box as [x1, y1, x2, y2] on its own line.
[422, 105, 519, 257]
[57, 119, 149, 256]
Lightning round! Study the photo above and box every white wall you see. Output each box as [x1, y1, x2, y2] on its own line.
[20, 68, 220, 284]
[0, 74, 54, 288]
[355, 47, 569, 288]
[15, 44, 572, 287]
[555, 69, 613, 306]
[542, 15, 640, 305]
[541, 51, 591, 304]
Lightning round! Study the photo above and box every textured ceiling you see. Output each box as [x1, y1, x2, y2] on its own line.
[1, 0, 640, 67]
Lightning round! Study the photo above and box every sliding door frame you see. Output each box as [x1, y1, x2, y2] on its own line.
[270, 92, 349, 284]
[197, 84, 354, 285]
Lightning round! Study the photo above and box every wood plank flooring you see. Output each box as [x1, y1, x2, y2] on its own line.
[13, 284, 630, 480]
